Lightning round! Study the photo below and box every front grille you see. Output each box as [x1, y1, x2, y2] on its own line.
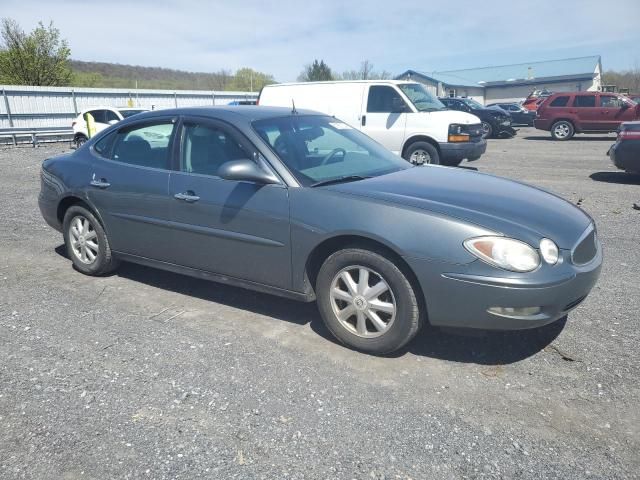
[572, 225, 598, 265]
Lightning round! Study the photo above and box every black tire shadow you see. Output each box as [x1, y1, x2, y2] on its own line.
[55, 244, 565, 364]
[590, 171, 640, 185]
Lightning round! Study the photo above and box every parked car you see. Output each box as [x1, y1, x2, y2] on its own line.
[73, 107, 148, 147]
[608, 121, 640, 173]
[534, 92, 640, 140]
[439, 97, 516, 138]
[259, 81, 486, 166]
[486, 102, 536, 126]
[39, 106, 602, 354]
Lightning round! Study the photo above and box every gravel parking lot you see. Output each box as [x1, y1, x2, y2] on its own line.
[1, 128, 639, 479]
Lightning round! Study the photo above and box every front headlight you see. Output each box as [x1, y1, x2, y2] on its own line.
[448, 124, 470, 142]
[464, 236, 540, 272]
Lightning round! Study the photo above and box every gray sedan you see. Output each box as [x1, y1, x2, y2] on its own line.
[38, 106, 602, 354]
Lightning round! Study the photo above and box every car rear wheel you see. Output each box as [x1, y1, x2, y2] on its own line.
[551, 120, 574, 140]
[74, 135, 88, 148]
[481, 121, 493, 139]
[63, 205, 118, 276]
[404, 141, 440, 165]
[316, 248, 422, 354]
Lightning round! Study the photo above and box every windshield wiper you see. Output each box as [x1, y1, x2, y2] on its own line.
[310, 175, 371, 187]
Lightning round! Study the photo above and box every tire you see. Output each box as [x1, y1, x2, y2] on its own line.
[62, 205, 119, 276]
[74, 135, 88, 149]
[316, 248, 422, 354]
[550, 120, 574, 140]
[403, 141, 440, 165]
[481, 121, 493, 139]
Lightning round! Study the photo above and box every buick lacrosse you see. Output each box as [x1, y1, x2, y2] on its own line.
[39, 107, 602, 354]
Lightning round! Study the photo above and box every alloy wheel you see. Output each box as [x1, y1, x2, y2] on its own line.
[68, 215, 99, 264]
[553, 123, 571, 138]
[329, 266, 396, 338]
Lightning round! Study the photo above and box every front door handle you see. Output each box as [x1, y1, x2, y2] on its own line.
[174, 191, 200, 203]
[361, 115, 367, 126]
[90, 178, 110, 189]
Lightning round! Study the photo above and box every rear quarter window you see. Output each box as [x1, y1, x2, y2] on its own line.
[549, 96, 570, 107]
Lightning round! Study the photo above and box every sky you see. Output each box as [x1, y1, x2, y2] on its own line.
[2, 0, 640, 82]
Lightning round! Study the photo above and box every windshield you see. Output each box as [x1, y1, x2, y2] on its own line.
[119, 109, 147, 118]
[253, 115, 411, 187]
[461, 98, 484, 109]
[398, 83, 446, 111]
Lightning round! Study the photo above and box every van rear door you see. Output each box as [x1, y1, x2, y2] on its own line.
[359, 85, 409, 154]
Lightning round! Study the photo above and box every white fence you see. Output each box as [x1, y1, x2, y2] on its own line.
[0, 85, 258, 129]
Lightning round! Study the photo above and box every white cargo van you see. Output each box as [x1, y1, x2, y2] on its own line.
[258, 80, 486, 166]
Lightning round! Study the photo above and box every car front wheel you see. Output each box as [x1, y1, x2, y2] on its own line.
[316, 248, 422, 354]
[63, 205, 119, 276]
[481, 121, 493, 139]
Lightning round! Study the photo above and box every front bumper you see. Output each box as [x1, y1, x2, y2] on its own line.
[608, 140, 640, 173]
[405, 244, 602, 330]
[439, 138, 487, 163]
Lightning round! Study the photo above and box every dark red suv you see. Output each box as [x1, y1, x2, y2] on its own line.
[534, 92, 640, 140]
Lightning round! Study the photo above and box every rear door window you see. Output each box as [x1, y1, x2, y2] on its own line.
[110, 122, 175, 169]
[573, 95, 596, 107]
[549, 96, 570, 107]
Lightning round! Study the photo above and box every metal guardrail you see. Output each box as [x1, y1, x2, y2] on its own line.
[0, 127, 74, 147]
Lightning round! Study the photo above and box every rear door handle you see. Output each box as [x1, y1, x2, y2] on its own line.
[89, 178, 110, 189]
[174, 192, 200, 203]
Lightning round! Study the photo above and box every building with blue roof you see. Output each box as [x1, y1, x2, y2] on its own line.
[397, 56, 602, 105]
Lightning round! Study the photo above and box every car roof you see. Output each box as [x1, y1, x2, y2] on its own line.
[118, 105, 325, 122]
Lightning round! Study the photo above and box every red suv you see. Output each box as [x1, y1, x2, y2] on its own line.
[534, 92, 640, 140]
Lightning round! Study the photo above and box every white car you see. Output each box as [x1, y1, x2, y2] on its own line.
[72, 106, 148, 147]
[258, 80, 487, 166]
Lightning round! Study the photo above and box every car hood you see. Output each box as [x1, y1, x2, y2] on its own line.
[327, 167, 592, 249]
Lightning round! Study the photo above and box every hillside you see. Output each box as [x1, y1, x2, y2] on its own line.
[70, 60, 275, 91]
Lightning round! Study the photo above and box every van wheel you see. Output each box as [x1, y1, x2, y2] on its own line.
[316, 248, 422, 354]
[404, 142, 440, 165]
[551, 120, 574, 140]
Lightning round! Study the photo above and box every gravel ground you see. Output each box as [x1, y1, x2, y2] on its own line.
[1, 128, 639, 479]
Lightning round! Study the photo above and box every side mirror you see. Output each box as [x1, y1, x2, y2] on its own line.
[218, 159, 279, 185]
[620, 102, 629, 110]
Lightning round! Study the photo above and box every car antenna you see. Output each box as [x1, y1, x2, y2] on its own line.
[291, 99, 298, 115]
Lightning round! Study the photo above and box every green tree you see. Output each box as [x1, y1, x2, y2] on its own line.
[0, 18, 72, 86]
[298, 59, 333, 82]
[228, 67, 275, 91]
